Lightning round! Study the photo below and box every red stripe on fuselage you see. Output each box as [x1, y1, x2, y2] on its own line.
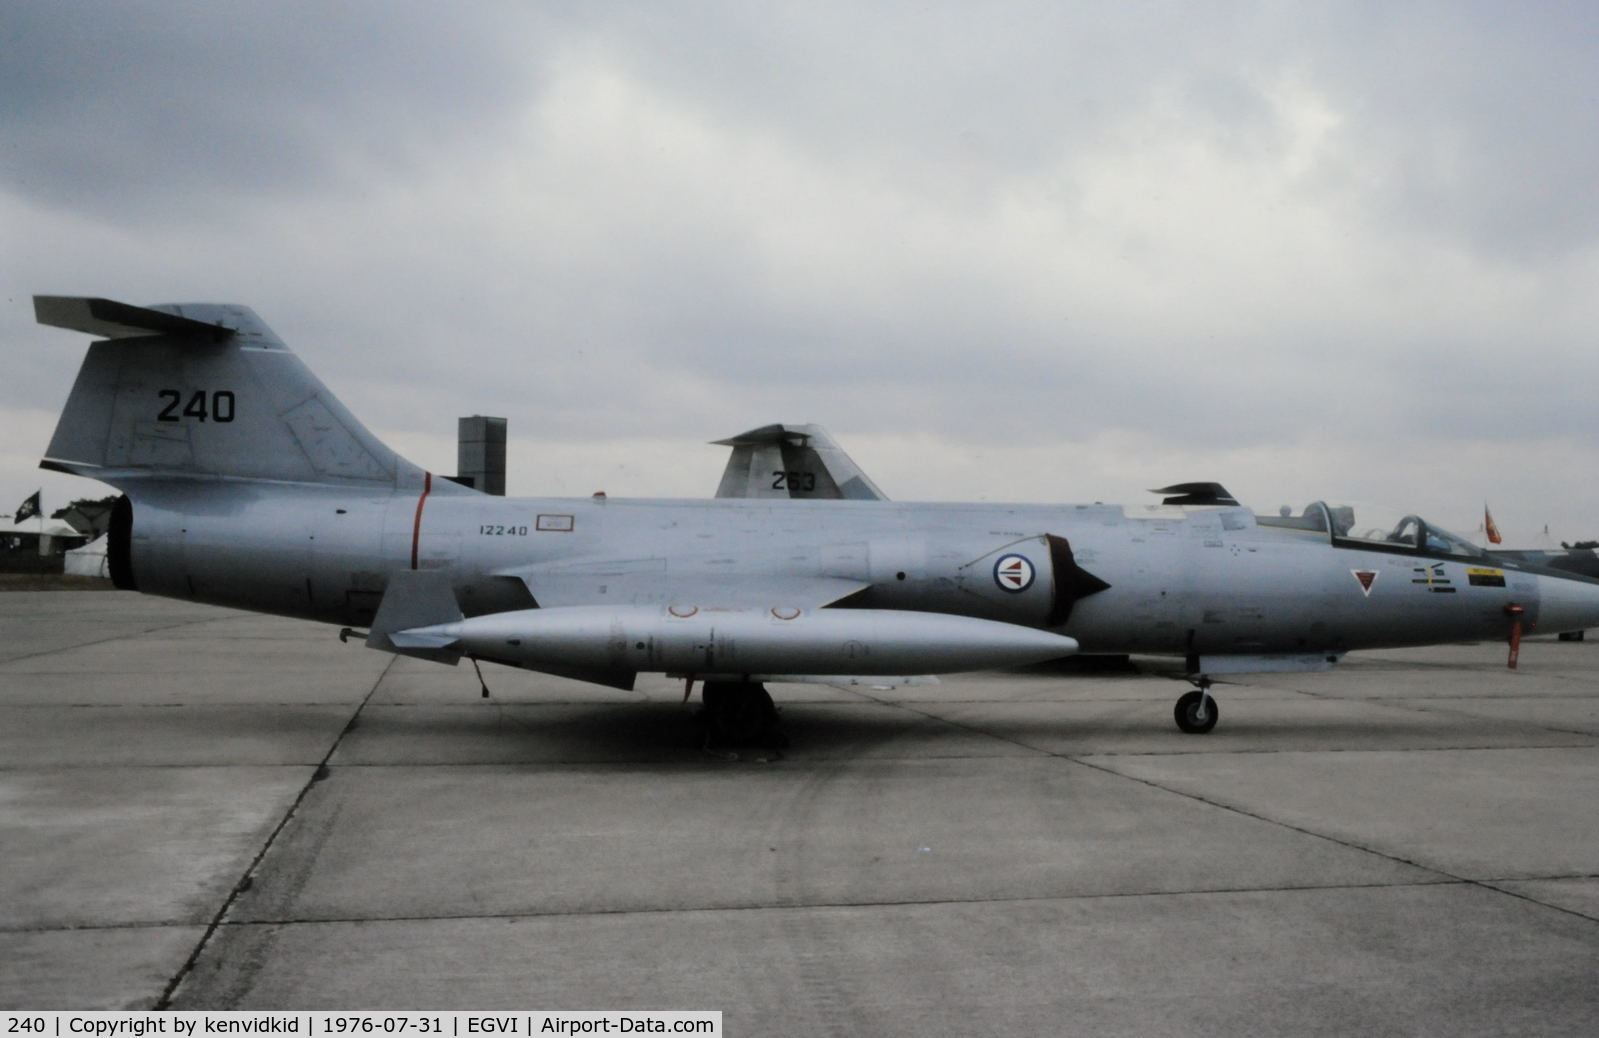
[411, 472, 432, 569]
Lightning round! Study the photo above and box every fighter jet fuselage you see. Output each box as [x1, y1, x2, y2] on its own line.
[34, 295, 1599, 734]
[113, 479, 1571, 660]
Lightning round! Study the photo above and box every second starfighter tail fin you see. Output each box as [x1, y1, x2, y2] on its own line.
[713, 423, 887, 501]
[36, 296, 431, 492]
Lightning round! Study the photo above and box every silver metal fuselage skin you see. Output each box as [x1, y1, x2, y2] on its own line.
[122, 479, 1573, 658]
[36, 297, 1599, 688]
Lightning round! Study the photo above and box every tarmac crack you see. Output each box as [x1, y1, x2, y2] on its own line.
[8, 871, 1597, 936]
[1364, 695, 1599, 739]
[1067, 754, 1599, 928]
[161, 875, 1593, 930]
[0, 614, 250, 666]
[151, 653, 400, 1010]
[838, 692, 1599, 928]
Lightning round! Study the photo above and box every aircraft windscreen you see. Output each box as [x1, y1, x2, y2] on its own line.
[1259, 502, 1486, 558]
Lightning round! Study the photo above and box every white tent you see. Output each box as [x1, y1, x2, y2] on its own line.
[63, 533, 109, 576]
[1, 518, 82, 555]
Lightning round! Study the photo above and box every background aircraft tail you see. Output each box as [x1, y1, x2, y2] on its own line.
[35, 296, 428, 491]
[713, 423, 887, 500]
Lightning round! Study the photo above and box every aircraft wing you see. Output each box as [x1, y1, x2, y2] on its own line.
[499, 560, 869, 611]
[713, 423, 887, 501]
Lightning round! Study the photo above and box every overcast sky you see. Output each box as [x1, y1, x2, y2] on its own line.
[5, 1, 1598, 541]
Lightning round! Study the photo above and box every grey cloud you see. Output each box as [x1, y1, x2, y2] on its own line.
[590, 3, 1262, 173]
[7, 2, 1599, 533]
[1286, 2, 1599, 260]
[0, 1, 559, 222]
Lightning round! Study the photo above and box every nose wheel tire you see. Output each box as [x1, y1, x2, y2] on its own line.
[1174, 688, 1219, 734]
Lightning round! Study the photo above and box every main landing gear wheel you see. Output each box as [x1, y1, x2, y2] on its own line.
[1174, 685, 1219, 734]
[700, 681, 788, 748]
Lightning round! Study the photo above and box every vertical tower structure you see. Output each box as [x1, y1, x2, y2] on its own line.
[456, 415, 507, 496]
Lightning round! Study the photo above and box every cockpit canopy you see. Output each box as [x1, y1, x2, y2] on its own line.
[1258, 502, 1486, 559]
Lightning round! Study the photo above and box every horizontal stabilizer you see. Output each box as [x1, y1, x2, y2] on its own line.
[34, 296, 236, 341]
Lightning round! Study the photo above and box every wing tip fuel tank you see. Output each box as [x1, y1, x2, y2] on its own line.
[401, 606, 1079, 678]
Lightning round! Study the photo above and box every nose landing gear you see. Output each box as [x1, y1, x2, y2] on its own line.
[1174, 677, 1219, 734]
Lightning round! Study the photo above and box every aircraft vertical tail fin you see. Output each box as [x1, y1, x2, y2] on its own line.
[35, 296, 431, 491]
[713, 423, 887, 501]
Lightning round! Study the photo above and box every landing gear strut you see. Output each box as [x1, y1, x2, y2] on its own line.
[1174, 678, 1219, 734]
[700, 681, 788, 748]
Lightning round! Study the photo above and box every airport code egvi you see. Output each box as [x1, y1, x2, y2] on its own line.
[2, 1016, 720, 1038]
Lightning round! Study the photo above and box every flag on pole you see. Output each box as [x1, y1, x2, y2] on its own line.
[1484, 503, 1502, 545]
[14, 490, 41, 524]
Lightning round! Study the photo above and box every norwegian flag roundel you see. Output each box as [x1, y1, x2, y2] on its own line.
[993, 554, 1036, 593]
